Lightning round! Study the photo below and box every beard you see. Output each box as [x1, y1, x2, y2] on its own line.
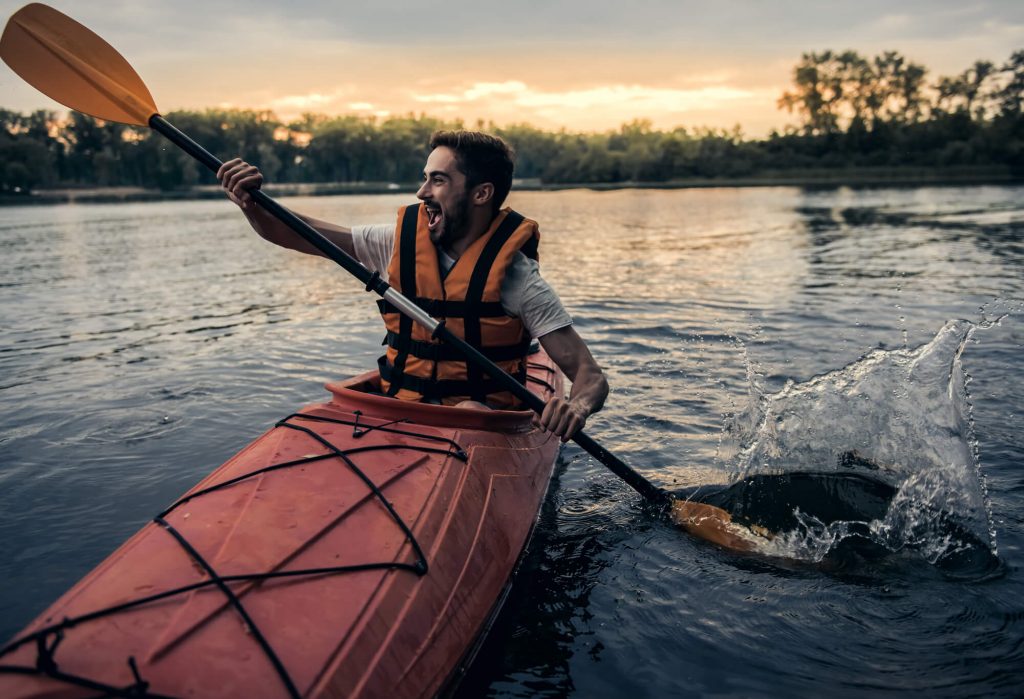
[431, 191, 471, 250]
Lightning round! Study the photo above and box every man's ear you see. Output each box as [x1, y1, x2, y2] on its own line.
[473, 182, 494, 207]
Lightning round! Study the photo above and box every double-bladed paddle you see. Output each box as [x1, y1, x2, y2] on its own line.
[1, 2, 757, 551]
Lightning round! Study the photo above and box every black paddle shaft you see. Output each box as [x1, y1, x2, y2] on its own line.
[149, 115, 671, 508]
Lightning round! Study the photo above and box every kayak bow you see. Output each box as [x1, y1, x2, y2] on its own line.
[0, 354, 564, 698]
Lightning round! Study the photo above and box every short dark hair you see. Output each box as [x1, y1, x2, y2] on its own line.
[428, 130, 515, 214]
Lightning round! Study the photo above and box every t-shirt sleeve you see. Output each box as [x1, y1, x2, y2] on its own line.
[500, 253, 573, 339]
[351, 223, 396, 276]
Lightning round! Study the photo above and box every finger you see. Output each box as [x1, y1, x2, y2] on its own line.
[538, 399, 565, 434]
[239, 173, 263, 190]
[219, 160, 248, 186]
[233, 173, 263, 203]
[570, 405, 588, 436]
[538, 401, 558, 432]
[561, 413, 585, 442]
[553, 409, 573, 440]
[542, 399, 567, 434]
[226, 165, 256, 192]
[216, 157, 242, 180]
[236, 172, 263, 200]
[557, 413, 581, 440]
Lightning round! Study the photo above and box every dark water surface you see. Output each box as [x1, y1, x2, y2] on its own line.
[2, 185, 1022, 696]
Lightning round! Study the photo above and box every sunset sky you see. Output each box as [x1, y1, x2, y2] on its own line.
[2, 1, 1022, 137]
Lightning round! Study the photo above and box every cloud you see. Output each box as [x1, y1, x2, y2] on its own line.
[412, 80, 755, 114]
[518, 85, 754, 112]
[403, 78, 777, 131]
[348, 103, 391, 117]
[464, 81, 531, 99]
[269, 91, 348, 112]
[873, 14, 913, 31]
[413, 81, 529, 104]
[411, 93, 463, 104]
[5, 0, 1021, 136]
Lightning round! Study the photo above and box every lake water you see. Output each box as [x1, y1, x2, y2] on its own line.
[1, 185, 1022, 696]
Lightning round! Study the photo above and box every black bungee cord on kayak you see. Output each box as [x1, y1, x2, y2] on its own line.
[0, 412, 469, 699]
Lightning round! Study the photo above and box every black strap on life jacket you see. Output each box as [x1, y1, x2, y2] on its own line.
[376, 298, 506, 318]
[463, 210, 526, 402]
[378, 355, 527, 400]
[380, 206, 531, 403]
[383, 331, 529, 363]
[384, 205, 420, 397]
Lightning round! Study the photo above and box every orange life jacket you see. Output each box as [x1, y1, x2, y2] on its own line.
[377, 203, 540, 408]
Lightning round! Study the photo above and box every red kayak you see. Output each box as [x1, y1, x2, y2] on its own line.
[0, 351, 564, 698]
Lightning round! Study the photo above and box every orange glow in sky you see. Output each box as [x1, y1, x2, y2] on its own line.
[1, 1, 1022, 137]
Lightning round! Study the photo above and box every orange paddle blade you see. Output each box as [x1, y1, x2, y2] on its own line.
[0, 3, 158, 125]
[669, 499, 760, 552]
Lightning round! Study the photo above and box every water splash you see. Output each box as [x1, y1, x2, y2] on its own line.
[717, 318, 1001, 569]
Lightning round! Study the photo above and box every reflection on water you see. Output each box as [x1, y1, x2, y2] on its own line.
[2, 185, 1023, 696]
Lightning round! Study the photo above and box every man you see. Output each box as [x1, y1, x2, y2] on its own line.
[217, 130, 606, 441]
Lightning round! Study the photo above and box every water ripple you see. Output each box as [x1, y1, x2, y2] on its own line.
[2, 188, 1023, 696]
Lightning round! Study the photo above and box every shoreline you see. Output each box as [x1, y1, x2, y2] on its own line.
[2, 167, 1019, 206]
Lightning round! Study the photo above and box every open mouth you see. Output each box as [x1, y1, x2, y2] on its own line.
[425, 204, 442, 232]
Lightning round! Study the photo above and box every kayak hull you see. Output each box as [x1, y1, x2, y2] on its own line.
[1, 353, 564, 698]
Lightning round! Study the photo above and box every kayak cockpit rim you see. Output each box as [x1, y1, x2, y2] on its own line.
[324, 370, 553, 433]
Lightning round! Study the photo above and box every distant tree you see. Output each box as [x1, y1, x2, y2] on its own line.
[0, 109, 60, 190]
[376, 114, 456, 182]
[995, 50, 1024, 116]
[934, 74, 968, 114]
[492, 123, 561, 180]
[870, 51, 928, 123]
[778, 50, 848, 135]
[779, 50, 928, 132]
[304, 115, 378, 182]
[963, 60, 997, 119]
[61, 112, 131, 184]
[5, 48, 1024, 196]
[0, 137, 53, 190]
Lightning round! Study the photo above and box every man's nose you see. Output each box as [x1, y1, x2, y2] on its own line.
[416, 181, 430, 199]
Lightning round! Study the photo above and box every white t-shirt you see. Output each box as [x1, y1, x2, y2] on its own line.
[352, 223, 572, 339]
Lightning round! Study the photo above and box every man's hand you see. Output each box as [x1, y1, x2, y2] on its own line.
[217, 158, 263, 209]
[535, 326, 609, 442]
[534, 395, 592, 442]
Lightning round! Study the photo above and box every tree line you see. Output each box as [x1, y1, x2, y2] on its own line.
[1, 48, 1022, 193]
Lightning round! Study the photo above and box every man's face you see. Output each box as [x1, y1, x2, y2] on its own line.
[416, 146, 471, 248]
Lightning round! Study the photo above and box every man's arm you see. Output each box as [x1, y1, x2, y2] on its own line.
[217, 158, 355, 258]
[536, 326, 609, 441]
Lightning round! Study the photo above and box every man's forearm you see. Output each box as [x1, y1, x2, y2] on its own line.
[568, 361, 609, 418]
[219, 157, 355, 258]
[535, 325, 608, 440]
[242, 205, 355, 259]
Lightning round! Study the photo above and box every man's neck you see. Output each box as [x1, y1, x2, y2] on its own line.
[445, 208, 498, 259]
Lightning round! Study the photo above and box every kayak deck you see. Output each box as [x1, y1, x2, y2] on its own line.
[0, 353, 564, 698]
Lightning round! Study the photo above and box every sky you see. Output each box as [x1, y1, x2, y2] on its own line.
[1, 0, 1023, 137]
